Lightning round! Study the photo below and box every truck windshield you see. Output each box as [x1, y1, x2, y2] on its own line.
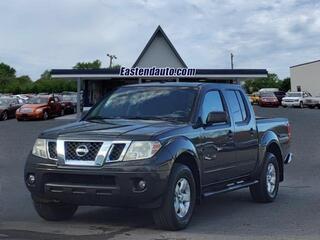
[86, 86, 198, 122]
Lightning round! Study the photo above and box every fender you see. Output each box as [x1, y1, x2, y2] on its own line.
[155, 136, 202, 195]
[254, 130, 284, 179]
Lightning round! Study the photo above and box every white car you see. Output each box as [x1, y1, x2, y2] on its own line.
[304, 95, 320, 109]
[281, 91, 312, 108]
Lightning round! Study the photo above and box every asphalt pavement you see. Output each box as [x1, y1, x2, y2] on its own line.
[0, 107, 320, 240]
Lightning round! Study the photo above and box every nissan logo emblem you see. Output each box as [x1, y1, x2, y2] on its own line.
[75, 145, 89, 157]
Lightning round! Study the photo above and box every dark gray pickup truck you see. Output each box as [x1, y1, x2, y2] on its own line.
[25, 83, 292, 230]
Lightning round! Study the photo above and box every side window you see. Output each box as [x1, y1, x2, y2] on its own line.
[235, 91, 247, 121]
[54, 97, 59, 102]
[201, 91, 224, 123]
[225, 90, 248, 123]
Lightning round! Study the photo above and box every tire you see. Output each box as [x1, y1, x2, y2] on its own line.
[152, 163, 196, 230]
[299, 101, 304, 108]
[1, 111, 8, 121]
[250, 152, 280, 203]
[33, 201, 78, 221]
[43, 111, 49, 120]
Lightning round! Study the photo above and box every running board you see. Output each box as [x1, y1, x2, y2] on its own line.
[203, 180, 258, 198]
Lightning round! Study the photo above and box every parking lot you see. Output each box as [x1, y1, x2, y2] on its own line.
[0, 106, 319, 240]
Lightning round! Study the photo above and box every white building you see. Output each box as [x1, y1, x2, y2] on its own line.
[290, 60, 320, 96]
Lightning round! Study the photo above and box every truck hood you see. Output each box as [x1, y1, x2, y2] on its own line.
[40, 119, 185, 140]
[21, 104, 47, 109]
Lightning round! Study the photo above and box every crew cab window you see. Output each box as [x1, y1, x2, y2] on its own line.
[225, 90, 248, 123]
[201, 91, 224, 122]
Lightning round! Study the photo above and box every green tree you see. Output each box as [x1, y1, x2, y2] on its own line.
[279, 78, 291, 92]
[73, 60, 102, 69]
[243, 73, 281, 93]
[0, 62, 16, 78]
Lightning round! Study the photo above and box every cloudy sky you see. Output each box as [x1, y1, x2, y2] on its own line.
[0, 0, 319, 80]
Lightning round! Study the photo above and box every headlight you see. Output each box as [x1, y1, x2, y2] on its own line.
[32, 138, 48, 158]
[35, 108, 43, 113]
[124, 141, 161, 161]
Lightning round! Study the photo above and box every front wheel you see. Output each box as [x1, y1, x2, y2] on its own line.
[152, 163, 196, 230]
[43, 111, 49, 120]
[250, 152, 280, 203]
[300, 101, 304, 108]
[33, 201, 78, 221]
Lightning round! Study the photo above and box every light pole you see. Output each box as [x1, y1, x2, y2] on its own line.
[107, 54, 117, 68]
[230, 53, 234, 69]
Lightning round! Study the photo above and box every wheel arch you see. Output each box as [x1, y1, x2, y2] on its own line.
[164, 137, 202, 203]
[258, 131, 284, 182]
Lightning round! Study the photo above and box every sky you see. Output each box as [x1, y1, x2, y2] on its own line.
[0, 0, 319, 80]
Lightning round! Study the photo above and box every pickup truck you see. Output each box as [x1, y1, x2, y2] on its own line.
[25, 83, 292, 230]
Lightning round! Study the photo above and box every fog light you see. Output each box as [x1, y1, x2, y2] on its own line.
[27, 174, 36, 185]
[137, 180, 146, 191]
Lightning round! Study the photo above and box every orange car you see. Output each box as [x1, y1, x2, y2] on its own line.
[16, 95, 63, 121]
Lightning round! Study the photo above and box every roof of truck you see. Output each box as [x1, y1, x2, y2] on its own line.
[122, 82, 242, 89]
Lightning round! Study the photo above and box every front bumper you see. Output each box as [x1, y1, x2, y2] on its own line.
[25, 155, 171, 208]
[281, 101, 299, 107]
[16, 112, 43, 120]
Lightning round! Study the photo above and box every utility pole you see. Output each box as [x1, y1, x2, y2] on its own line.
[230, 53, 234, 69]
[107, 53, 117, 68]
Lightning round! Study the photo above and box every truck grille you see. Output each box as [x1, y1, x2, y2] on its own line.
[52, 140, 131, 166]
[109, 143, 126, 161]
[65, 141, 103, 161]
[48, 141, 57, 160]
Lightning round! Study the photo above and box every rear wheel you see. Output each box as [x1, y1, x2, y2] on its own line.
[1, 111, 8, 121]
[250, 152, 279, 203]
[152, 163, 196, 230]
[33, 201, 78, 221]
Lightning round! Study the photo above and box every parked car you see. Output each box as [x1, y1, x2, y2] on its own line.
[16, 95, 63, 121]
[259, 92, 280, 107]
[60, 94, 79, 114]
[281, 91, 312, 108]
[273, 91, 286, 103]
[0, 97, 22, 120]
[304, 95, 320, 109]
[250, 92, 260, 104]
[25, 83, 292, 230]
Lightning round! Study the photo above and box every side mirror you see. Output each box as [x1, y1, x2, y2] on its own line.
[206, 111, 228, 125]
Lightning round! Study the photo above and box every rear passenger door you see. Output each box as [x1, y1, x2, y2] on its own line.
[224, 90, 258, 177]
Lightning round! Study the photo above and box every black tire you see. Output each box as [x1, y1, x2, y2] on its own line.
[152, 163, 196, 230]
[43, 111, 49, 120]
[250, 152, 280, 203]
[299, 101, 304, 108]
[33, 201, 78, 221]
[1, 111, 8, 121]
[308, 105, 315, 109]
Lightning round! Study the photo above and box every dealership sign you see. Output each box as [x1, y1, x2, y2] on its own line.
[120, 67, 196, 77]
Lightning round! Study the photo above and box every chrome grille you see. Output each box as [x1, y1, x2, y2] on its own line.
[64, 141, 103, 161]
[109, 144, 126, 161]
[48, 141, 57, 160]
[56, 140, 131, 166]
